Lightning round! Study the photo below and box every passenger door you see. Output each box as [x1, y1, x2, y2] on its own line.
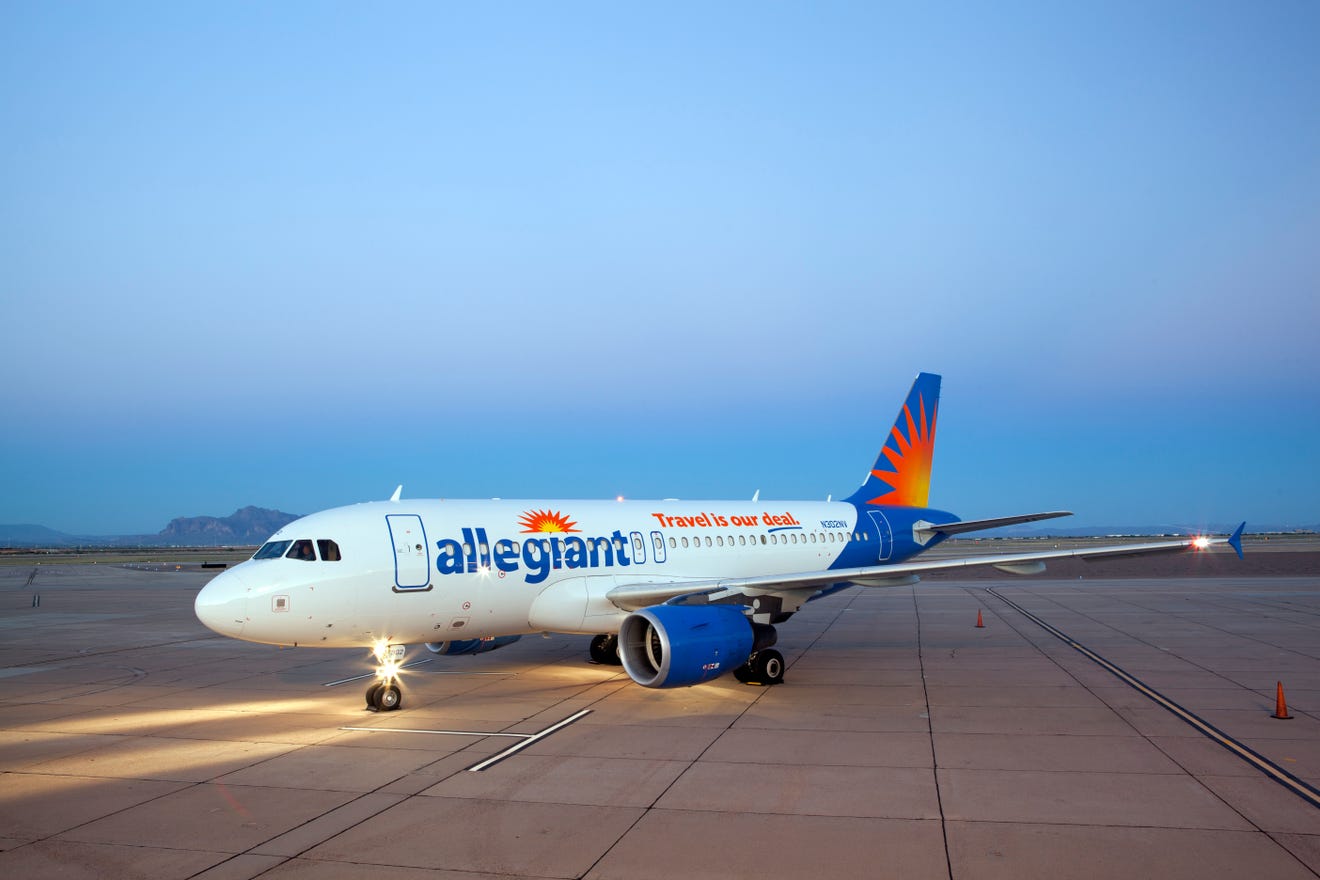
[387, 514, 430, 590]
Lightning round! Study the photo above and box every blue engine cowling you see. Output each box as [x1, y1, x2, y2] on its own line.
[424, 635, 521, 656]
[619, 604, 753, 688]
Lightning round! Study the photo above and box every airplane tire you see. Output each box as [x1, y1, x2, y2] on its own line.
[374, 683, 402, 711]
[755, 649, 785, 685]
[733, 663, 753, 683]
[365, 683, 382, 709]
[589, 634, 621, 665]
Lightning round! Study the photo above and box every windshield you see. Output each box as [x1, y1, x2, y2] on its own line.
[253, 540, 292, 560]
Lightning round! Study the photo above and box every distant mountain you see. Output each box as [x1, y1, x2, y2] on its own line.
[1, 506, 300, 547]
[157, 506, 300, 545]
[0, 524, 79, 545]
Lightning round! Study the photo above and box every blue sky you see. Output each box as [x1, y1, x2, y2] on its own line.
[2, 2, 1318, 534]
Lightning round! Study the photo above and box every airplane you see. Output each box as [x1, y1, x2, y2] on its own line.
[195, 372, 1244, 711]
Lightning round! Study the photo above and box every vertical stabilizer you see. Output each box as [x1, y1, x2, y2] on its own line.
[846, 372, 941, 507]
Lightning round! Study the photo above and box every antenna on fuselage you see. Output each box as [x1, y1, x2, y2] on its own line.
[752, 489, 760, 502]
[390, 485, 402, 502]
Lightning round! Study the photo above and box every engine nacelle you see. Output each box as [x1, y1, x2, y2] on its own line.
[424, 635, 521, 656]
[619, 604, 753, 688]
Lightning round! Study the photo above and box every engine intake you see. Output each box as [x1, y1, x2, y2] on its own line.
[619, 604, 753, 688]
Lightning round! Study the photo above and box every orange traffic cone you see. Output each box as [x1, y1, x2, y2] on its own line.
[975, 609, 985, 628]
[1273, 681, 1294, 720]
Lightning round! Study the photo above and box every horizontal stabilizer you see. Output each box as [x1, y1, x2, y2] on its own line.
[914, 510, 1072, 541]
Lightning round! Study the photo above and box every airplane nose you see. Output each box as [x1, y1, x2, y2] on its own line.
[195, 568, 249, 636]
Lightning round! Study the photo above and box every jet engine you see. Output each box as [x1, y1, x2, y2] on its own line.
[424, 635, 521, 656]
[618, 604, 757, 688]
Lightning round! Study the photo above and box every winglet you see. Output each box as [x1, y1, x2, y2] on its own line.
[390, 485, 403, 502]
[1228, 522, 1245, 559]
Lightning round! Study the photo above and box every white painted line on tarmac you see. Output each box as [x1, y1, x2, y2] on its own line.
[340, 726, 529, 738]
[338, 708, 594, 772]
[466, 709, 594, 772]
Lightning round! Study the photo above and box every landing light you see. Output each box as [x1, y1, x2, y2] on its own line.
[1192, 536, 1212, 549]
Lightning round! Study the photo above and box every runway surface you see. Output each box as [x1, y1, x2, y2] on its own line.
[1, 561, 1317, 879]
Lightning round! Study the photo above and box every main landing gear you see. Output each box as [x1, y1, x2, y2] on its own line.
[733, 648, 785, 685]
[367, 643, 406, 711]
[589, 633, 622, 665]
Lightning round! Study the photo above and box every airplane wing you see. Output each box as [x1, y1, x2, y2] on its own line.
[605, 523, 1245, 613]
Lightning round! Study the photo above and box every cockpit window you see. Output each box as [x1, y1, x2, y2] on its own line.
[286, 539, 317, 561]
[317, 539, 342, 562]
[254, 540, 292, 560]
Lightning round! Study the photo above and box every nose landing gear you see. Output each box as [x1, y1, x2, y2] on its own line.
[367, 643, 406, 711]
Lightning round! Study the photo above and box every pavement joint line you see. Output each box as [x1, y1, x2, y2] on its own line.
[987, 586, 1320, 812]
[465, 708, 594, 772]
[912, 585, 956, 880]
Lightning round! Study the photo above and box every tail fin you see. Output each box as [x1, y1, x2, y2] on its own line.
[846, 372, 941, 507]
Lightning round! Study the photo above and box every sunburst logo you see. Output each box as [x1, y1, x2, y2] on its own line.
[518, 509, 581, 533]
[867, 392, 937, 507]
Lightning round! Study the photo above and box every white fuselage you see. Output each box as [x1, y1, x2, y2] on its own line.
[195, 498, 880, 649]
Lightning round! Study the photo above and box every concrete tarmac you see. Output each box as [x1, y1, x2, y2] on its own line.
[1, 561, 1317, 879]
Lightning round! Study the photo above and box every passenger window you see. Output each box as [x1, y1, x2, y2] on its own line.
[317, 539, 341, 561]
[669, 537, 677, 549]
[739, 535, 746, 546]
[760, 535, 767, 544]
[716, 536, 724, 547]
[285, 539, 316, 561]
[681, 537, 689, 548]
[255, 540, 292, 560]
[633, 535, 644, 553]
